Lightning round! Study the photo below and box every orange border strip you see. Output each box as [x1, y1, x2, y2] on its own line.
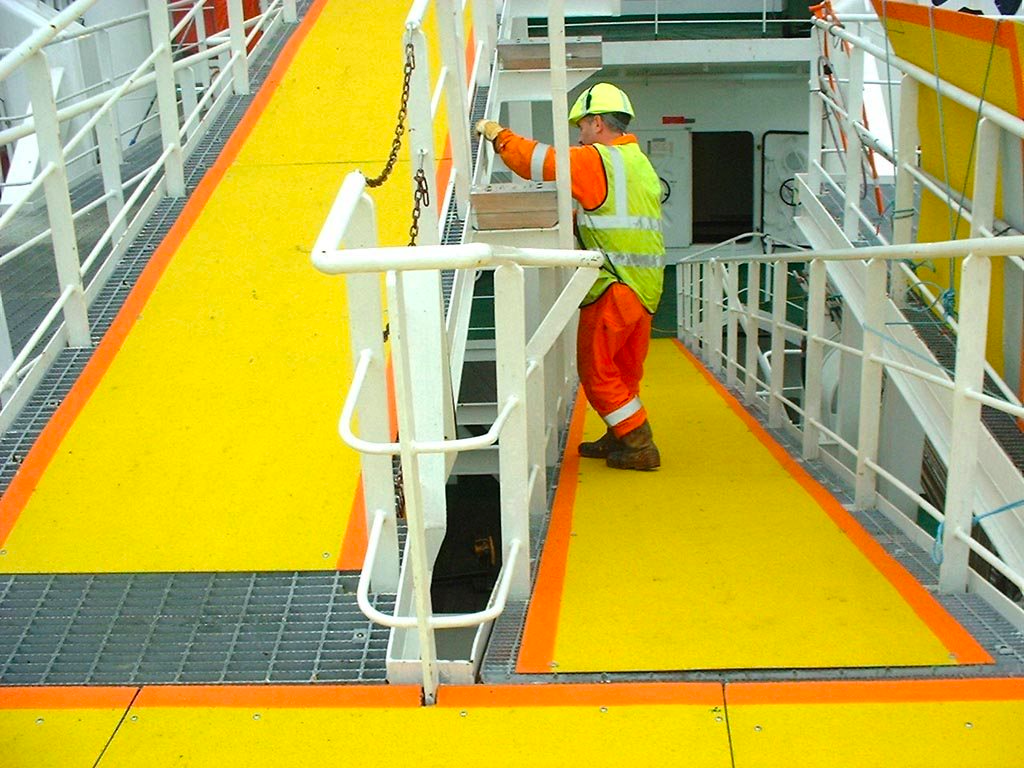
[438, 682, 724, 708]
[133, 684, 420, 708]
[871, 1, 1024, 113]
[0, 0, 333, 548]
[0, 686, 138, 709]
[516, 391, 587, 673]
[672, 339, 992, 666]
[727, 677, 1024, 706]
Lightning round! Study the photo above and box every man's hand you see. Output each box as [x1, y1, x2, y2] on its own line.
[475, 119, 504, 142]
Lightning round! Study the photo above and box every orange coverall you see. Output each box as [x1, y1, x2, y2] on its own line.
[492, 129, 656, 437]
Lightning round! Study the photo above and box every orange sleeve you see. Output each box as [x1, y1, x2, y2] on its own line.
[491, 129, 607, 211]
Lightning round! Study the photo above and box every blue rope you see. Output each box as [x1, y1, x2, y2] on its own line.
[932, 498, 1024, 565]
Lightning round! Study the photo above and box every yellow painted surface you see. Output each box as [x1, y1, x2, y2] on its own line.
[880, 12, 1023, 374]
[0, 708, 125, 768]
[97, 701, 732, 767]
[1, 0, 453, 572]
[551, 340, 956, 672]
[729, 698, 1024, 768]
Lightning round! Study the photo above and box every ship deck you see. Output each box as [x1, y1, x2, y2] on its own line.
[2, 1, 1024, 765]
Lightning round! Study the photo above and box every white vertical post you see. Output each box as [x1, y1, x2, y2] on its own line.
[938, 117, 999, 592]
[436, 0, 472, 216]
[807, 32, 824, 193]
[178, 67, 198, 143]
[891, 76, 919, 308]
[494, 263, 531, 598]
[802, 258, 826, 459]
[939, 253, 991, 593]
[472, 0, 496, 86]
[147, 0, 186, 196]
[854, 257, 886, 509]
[283, 0, 297, 23]
[708, 260, 723, 373]
[768, 260, 788, 427]
[343, 189, 399, 591]
[744, 260, 761, 404]
[24, 51, 90, 347]
[726, 263, 739, 388]
[549, 1, 574, 251]
[226, 0, 251, 96]
[387, 272, 439, 705]
[0, 291, 14, 403]
[404, 26, 453, 527]
[193, 2, 211, 88]
[79, 31, 126, 243]
[842, 44, 865, 242]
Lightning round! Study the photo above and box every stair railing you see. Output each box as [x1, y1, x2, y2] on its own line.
[679, 233, 1024, 633]
[313, 169, 600, 704]
[0, 0, 296, 423]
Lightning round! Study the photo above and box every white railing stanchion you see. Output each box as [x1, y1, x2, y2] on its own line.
[806, 28, 824, 193]
[24, 51, 91, 348]
[939, 252, 992, 593]
[436, 0, 472, 215]
[494, 263, 532, 598]
[854, 257, 886, 509]
[841, 44, 865, 242]
[890, 75, 919, 307]
[744, 260, 761, 404]
[802, 258, 826, 459]
[283, 0, 297, 23]
[227, 0, 251, 95]
[768, 260, 788, 428]
[725, 262, 739, 388]
[79, 33, 127, 244]
[147, 0, 186, 196]
[708, 259, 724, 372]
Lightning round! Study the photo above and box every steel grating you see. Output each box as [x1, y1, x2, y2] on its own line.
[0, 572, 393, 685]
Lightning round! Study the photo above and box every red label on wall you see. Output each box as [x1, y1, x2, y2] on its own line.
[662, 116, 695, 125]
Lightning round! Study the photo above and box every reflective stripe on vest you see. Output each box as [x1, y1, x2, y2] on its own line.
[576, 143, 665, 313]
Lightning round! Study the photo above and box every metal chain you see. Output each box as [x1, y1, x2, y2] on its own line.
[365, 43, 415, 189]
[407, 167, 430, 246]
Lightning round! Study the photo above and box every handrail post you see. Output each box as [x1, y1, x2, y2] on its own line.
[24, 51, 91, 348]
[549, 0, 574, 251]
[842, 44, 866, 241]
[806, 26, 824, 194]
[388, 270, 441, 705]
[283, 0, 297, 23]
[472, 0, 496, 86]
[744, 260, 761, 404]
[939, 252, 991, 593]
[768, 259, 788, 427]
[854, 257, 886, 509]
[80, 32, 127, 244]
[890, 75, 919, 308]
[708, 259, 724, 373]
[436, 0, 472, 216]
[725, 262, 739, 388]
[494, 263, 531, 597]
[802, 258, 826, 459]
[147, 0, 186, 196]
[939, 117, 1000, 592]
[226, 0, 251, 95]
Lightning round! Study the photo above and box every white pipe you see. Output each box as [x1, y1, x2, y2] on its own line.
[0, 0, 102, 81]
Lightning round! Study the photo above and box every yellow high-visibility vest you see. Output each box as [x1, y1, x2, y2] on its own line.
[576, 142, 665, 313]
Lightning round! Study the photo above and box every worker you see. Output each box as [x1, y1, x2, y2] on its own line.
[475, 82, 665, 471]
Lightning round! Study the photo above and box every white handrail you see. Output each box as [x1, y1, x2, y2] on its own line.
[338, 348, 521, 455]
[357, 509, 523, 630]
[0, 0, 102, 81]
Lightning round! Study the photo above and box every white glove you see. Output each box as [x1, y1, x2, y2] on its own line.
[475, 119, 504, 142]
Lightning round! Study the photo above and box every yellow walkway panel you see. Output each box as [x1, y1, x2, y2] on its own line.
[519, 339, 991, 673]
[727, 678, 1024, 768]
[0, 687, 137, 768]
[0, 0, 453, 573]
